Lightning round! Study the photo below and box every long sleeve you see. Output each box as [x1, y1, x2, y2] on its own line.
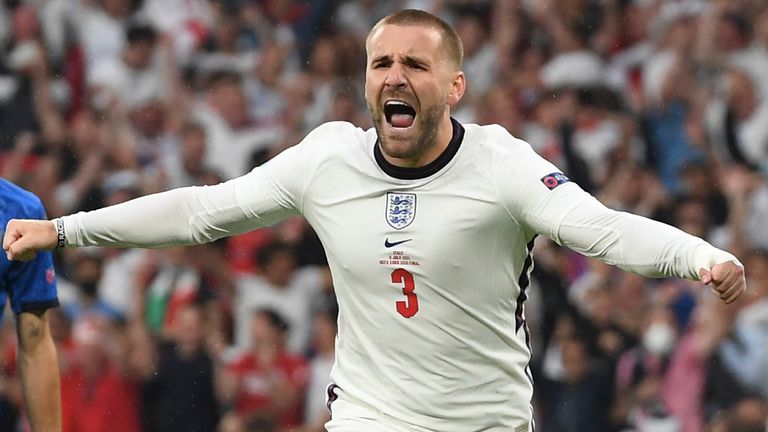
[492, 127, 740, 281]
[526, 187, 737, 280]
[58, 122, 349, 249]
[61, 169, 296, 248]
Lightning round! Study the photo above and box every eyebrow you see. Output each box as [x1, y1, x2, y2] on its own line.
[402, 55, 428, 68]
[371, 55, 391, 65]
[370, 54, 430, 67]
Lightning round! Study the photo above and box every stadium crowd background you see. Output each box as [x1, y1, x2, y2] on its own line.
[1, 0, 768, 431]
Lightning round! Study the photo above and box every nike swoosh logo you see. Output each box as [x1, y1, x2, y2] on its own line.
[384, 238, 412, 248]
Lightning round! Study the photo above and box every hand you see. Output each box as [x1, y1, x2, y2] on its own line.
[699, 261, 746, 304]
[2, 219, 57, 261]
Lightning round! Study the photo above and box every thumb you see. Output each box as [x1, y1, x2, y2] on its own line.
[2, 223, 20, 252]
[699, 268, 712, 285]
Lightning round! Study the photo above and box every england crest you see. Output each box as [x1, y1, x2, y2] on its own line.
[386, 192, 416, 230]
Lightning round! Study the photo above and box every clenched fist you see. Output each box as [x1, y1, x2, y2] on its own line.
[699, 261, 746, 304]
[3, 219, 58, 261]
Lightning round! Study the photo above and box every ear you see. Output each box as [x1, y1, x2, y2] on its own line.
[447, 71, 466, 106]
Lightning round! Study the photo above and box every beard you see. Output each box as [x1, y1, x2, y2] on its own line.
[369, 97, 445, 161]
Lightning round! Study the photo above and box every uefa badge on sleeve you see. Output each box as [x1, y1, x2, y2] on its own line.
[540, 172, 570, 190]
[385, 192, 416, 230]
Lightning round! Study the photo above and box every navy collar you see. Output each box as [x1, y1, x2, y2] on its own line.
[374, 118, 465, 180]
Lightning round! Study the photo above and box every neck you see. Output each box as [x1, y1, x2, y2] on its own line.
[176, 341, 199, 358]
[255, 344, 279, 364]
[381, 114, 454, 168]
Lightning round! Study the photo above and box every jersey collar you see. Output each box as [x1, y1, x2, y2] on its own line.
[374, 118, 465, 180]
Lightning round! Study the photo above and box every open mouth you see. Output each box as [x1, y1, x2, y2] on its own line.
[384, 100, 416, 129]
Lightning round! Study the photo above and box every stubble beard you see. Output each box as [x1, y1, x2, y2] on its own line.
[371, 101, 444, 162]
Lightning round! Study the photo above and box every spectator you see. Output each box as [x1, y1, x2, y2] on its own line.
[89, 22, 163, 113]
[245, 42, 289, 127]
[136, 303, 222, 432]
[0, 4, 49, 149]
[718, 250, 768, 399]
[535, 0, 606, 89]
[76, 0, 142, 75]
[220, 308, 309, 429]
[234, 241, 325, 353]
[140, 0, 213, 63]
[58, 249, 123, 323]
[193, 9, 255, 75]
[135, 247, 220, 336]
[706, 67, 768, 170]
[540, 337, 612, 432]
[154, 120, 215, 189]
[452, 11, 499, 119]
[302, 300, 338, 432]
[192, 70, 283, 179]
[60, 315, 142, 432]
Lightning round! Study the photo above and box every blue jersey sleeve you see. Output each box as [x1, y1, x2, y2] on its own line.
[0, 179, 60, 316]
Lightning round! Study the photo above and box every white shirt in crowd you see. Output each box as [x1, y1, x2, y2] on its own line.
[235, 267, 324, 354]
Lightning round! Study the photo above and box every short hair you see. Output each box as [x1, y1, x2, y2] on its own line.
[126, 23, 157, 45]
[256, 241, 295, 268]
[253, 307, 290, 333]
[204, 69, 242, 91]
[179, 121, 204, 137]
[367, 9, 464, 69]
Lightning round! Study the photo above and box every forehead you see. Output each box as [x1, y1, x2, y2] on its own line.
[367, 24, 443, 61]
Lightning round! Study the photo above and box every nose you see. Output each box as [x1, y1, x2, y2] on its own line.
[384, 64, 407, 89]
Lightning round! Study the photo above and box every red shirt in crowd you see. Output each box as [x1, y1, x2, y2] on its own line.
[228, 350, 309, 427]
[61, 364, 141, 432]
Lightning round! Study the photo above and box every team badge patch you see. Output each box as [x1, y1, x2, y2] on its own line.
[46, 268, 56, 284]
[386, 192, 416, 230]
[540, 172, 570, 190]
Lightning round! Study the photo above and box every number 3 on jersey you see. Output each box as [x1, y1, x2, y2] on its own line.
[391, 268, 419, 318]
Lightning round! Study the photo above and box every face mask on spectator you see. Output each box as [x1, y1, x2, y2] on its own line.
[642, 323, 677, 356]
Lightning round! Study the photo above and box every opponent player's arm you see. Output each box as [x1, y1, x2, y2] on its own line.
[16, 309, 60, 432]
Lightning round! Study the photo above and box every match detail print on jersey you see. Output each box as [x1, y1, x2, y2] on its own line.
[540, 172, 570, 190]
[386, 192, 416, 229]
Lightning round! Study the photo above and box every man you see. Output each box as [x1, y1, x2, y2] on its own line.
[0, 178, 60, 432]
[3, 10, 745, 432]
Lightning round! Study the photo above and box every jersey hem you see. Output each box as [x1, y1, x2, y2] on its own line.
[19, 298, 60, 313]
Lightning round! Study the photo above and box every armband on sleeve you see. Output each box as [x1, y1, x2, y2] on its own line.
[53, 218, 66, 249]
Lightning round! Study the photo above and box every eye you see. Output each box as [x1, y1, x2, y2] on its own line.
[404, 59, 427, 71]
[371, 58, 391, 69]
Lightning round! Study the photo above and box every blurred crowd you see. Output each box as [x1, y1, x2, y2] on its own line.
[1, 0, 768, 431]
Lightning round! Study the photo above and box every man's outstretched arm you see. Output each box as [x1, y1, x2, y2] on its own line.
[17, 310, 60, 432]
[491, 134, 746, 304]
[3, 169, 296, 261]
[529, 189, 746, 304]
[2, 123, 338, 261]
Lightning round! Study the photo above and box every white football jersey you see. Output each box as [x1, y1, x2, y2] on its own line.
[259, 120, 541, 431]
[62, 119, 736, 432]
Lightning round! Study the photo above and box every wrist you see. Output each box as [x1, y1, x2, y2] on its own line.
[51, 218, 66, 249]
[692, 244, 741, 278]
